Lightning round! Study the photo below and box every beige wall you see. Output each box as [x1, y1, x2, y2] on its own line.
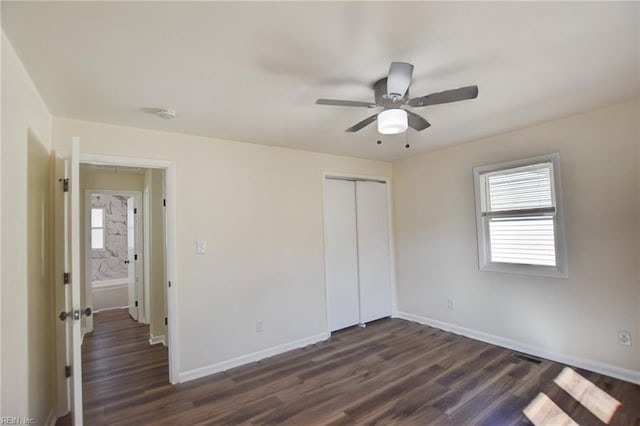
[148, 169, 167, 340]
[81, 168, 145, 191]
[27, 131, 53, 424]
[1, 32, 53, 421]
[393, 100, 640, 372]
[52, 117, 392, 376]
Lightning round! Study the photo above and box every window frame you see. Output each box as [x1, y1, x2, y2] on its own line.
[91, 207, 106, 251]
[473, 153, 568, 278]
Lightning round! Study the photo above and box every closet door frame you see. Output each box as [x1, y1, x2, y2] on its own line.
[321, 172, 398, 333]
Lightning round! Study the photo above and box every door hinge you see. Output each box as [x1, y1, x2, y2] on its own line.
[62, 178, 69, 193]
[165, 317, 168, 326]
[65, 365, 71, 378]
[163, 199, 166, 207]
[168, 281, 171, 288]
[63, 272, 70, 285]
[135, 301, 138, 307]
[134, 208, 137, 214]
[134, 254, 138, 261]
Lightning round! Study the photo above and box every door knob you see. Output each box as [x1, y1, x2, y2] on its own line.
[58, 308, 92, 321]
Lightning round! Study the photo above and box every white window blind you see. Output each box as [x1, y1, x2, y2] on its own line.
[480, 162, 556, 266]
[482, 162, 556, 267]
[474, 154, 567, 278]
[486, 164, 553, 212]
[488, 217, 556, 266]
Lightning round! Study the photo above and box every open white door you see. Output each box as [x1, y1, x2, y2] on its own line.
[67, 137, 86, 425]
[127, 196, 138, 320]
[54, 152, 72, 416]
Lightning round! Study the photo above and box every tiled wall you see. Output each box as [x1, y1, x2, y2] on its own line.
[92, 194, 129, 281]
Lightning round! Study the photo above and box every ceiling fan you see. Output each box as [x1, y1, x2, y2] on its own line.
[316, 62, 478, 135]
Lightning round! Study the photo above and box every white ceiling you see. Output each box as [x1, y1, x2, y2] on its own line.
[3, 2, 638, 161]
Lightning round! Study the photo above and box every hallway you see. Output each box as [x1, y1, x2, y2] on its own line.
[80, 309, 169, 424]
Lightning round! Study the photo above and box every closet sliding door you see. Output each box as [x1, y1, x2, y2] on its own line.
[355, 181, 392, 323]
[324, 179, 360, 332]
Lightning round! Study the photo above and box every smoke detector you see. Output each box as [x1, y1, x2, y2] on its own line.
[157, 108, 176, 119]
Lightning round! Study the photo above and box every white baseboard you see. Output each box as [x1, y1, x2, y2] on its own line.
[178, 331, 331, 383]
[92, 278, 129, 289]
[45, 408, 57, 426]
[397, 311, 640, 385]
[149, 334, 166, 346]
[93, 305, 129, 314]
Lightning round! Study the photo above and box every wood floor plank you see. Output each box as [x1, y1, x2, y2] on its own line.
[54, 308, 640, 425]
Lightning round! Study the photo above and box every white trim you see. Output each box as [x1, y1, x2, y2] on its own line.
[322, 171, 390, 182]
[473, 152, 569, 279]
[149, 334, 167, 346]
[179, 332, 330, 383]
[165, 164, 179, 384]
[385, 180, 399, 318]
[80, 153, 172, 169]
[320, 171, 397, 331]
[93, 305, 129, 313]
[71, 138, 84, 425]
[79, 153, 179, 384]
[91, 278, 128, 289]
[397, 311, 640, 385]
[45, 408, 57, 426]
[143, 182, 151, 328]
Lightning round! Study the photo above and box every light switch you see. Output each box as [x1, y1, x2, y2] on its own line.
[196, 241, 207, 255]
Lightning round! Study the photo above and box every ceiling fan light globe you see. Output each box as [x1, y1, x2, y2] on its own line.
[377, 109, 408, 135]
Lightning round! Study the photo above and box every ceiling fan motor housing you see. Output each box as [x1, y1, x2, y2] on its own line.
[374, 78, 409, 107]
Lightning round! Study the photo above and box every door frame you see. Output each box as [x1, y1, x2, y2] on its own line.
[320, 172, 398, 333]
[54, 150, 179, 423]
[79, 153, 179, 384]
[83, 189, 145, 329]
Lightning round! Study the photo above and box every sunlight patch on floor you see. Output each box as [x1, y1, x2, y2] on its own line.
[523, 392, 578, 426]
[553, 367, 621, 424]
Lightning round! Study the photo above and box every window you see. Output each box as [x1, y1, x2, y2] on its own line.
[91, 207, 105, 250]
[473, 153, 567, 278]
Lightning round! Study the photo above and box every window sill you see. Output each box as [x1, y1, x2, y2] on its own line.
[480, 262, 568, 279]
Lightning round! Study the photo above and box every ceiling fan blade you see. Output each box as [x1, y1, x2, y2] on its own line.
[387, 62, 414, 98]
[407, 111, 431, 131]
[408, 85, 479, 107]
[316, 99, 376, 108]
[345, 113, 378, 132]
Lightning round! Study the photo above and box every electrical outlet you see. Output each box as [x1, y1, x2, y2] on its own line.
[196, 241, 207, 255]
[256, 320, 264, 333]
[447, 299, 455, 311]
[618, 330, 631, 346]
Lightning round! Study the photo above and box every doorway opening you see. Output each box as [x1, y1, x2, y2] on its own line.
[54, 147, 178, 424]
[85, 189, 144, 325]
[80, 164, 167, 343]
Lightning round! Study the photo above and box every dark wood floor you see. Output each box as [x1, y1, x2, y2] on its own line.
[59, 309, 640, 425]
